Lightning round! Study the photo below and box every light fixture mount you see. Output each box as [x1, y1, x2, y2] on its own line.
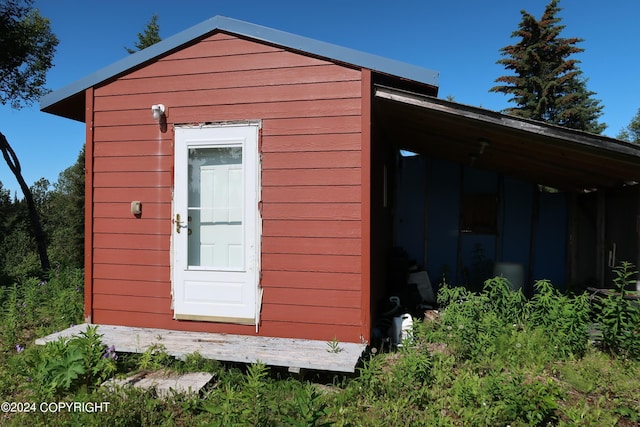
[151, 104, 165, 121]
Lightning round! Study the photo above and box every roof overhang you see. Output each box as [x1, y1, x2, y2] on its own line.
[373, 85, 640, 192]
[40, 16, 439, 122]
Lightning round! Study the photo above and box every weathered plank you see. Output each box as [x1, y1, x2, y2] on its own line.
[36, 324, 366, 373]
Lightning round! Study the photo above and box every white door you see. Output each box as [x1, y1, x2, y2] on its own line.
[173, 124, 260, 324]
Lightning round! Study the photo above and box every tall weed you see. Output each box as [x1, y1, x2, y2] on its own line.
[594, 262, 640, 359]
[435, 276, 591, 365]
[0, 267, 83, 353]
[529, 280, 591, 358]
[20, 325, 117, 399]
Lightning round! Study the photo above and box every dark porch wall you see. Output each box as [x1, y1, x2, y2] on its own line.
[603, 185, 640, 287]
[395, 157, 568, 290]
[89, 32, 366, 342]
[570, 186, 640, 290]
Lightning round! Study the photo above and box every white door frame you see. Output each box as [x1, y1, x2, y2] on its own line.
[172, 122, 261, 325]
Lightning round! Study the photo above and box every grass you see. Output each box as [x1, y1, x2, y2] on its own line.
[0, 267, 639, 426]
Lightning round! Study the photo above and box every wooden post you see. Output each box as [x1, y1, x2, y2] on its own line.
[527, 185, 539, 297]
[636, 186, 640, 284]
[423, 156, 430, 269]
[596, 189, 606, 287]
[567, 192, 578, 287]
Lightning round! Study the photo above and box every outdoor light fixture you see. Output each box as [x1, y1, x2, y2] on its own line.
[151, 104, 165, 121]
[477, 137, 490, 155]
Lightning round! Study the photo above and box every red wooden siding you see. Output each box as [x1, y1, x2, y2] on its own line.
[89, 32, 365, 342]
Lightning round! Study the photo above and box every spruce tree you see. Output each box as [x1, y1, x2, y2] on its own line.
[491, 0, 606, 134]
[617, 108, 640, 144]
[125, 14, 162, 53]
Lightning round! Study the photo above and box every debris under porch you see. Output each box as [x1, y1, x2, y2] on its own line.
[35, 324, 367, 373]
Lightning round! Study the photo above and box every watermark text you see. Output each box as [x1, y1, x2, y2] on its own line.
[1, 401, 110, 413]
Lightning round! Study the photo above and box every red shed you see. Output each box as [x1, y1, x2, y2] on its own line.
[41, 16, 640, 369]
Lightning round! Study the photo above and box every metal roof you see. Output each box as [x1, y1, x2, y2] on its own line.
[40, 15, 439, 120]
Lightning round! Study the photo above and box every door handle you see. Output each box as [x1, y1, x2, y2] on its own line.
[175, 213, 184, 233]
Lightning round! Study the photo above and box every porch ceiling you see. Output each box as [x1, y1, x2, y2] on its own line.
[373, 86, 640, 192]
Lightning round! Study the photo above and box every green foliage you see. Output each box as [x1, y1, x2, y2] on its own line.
[617, 107, 640, 144]
[0, 0, 59, 109]
[177, 350, 221, 373]
[21, 325, 117, 399]
[529, 279, 591, 357]
[2, 270, 640, 426]
[0, 267, 83, 352]
[0, 147, 85, 280]
[202, 362, 279, 426]
[125, 14, 162, 54]
[326, 336, 343, 353]
[284, 383, 332, 427]
[445, 369, 562, 426]
[594, 262, 640, 358]
[491, 0, 605, 133]
[136, 343, 175, 371]
[0, 192, 41, 279]
[47, 147, 85, 269]
[241, 362, 272, 426]
[435, 276, 592, 365]
[202, 382, 244, 426]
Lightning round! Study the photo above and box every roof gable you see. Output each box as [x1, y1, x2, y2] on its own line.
[40, 15, 439, 121]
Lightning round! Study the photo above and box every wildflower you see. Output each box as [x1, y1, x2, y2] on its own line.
[458, 324, 465, 330]
[515, 343, 522, 349]
[446, 325, 452, 331]
[15, 344, 24, 353]
[103, 345, 118, 361]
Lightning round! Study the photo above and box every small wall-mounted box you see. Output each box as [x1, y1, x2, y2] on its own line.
[131, 201, 142, 215]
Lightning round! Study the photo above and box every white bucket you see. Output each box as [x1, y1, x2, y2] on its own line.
[494, 262, 524, 291]
[392, 313, 413, 346]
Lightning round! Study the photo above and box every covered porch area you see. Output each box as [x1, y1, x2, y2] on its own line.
[368, 86, 640, 322]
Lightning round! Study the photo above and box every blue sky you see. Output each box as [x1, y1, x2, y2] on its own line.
[1, 0, 639, 195]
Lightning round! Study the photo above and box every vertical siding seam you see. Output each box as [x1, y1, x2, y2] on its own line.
[360, 69, 372, 344]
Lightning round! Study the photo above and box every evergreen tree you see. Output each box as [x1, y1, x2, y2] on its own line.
[48, 147, 85, 268]
[125, 14, 161, 53]
[491, 0, 606, 134]
[617, 108, 640, 144]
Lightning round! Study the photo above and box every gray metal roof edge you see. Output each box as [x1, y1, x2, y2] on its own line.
[40, 15, 439, 111]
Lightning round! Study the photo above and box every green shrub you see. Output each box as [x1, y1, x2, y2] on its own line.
[0, 267, 83, 354]
[594, 262, 640, 359]
[528, 279, 591, 358]
[21, 325, 117, 399]
[435, 276, 592, 365]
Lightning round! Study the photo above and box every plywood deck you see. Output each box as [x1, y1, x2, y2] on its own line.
[35, 324, 366, 373]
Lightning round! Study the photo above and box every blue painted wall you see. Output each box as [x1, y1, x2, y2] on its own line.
[425, 158, 460, 284]
[459, 167, 498, 289]
[395, 156, 568, 289]
[500, 177, 534, 280]
[533, 192, 567, 287]
[394, 155, 426, 266]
